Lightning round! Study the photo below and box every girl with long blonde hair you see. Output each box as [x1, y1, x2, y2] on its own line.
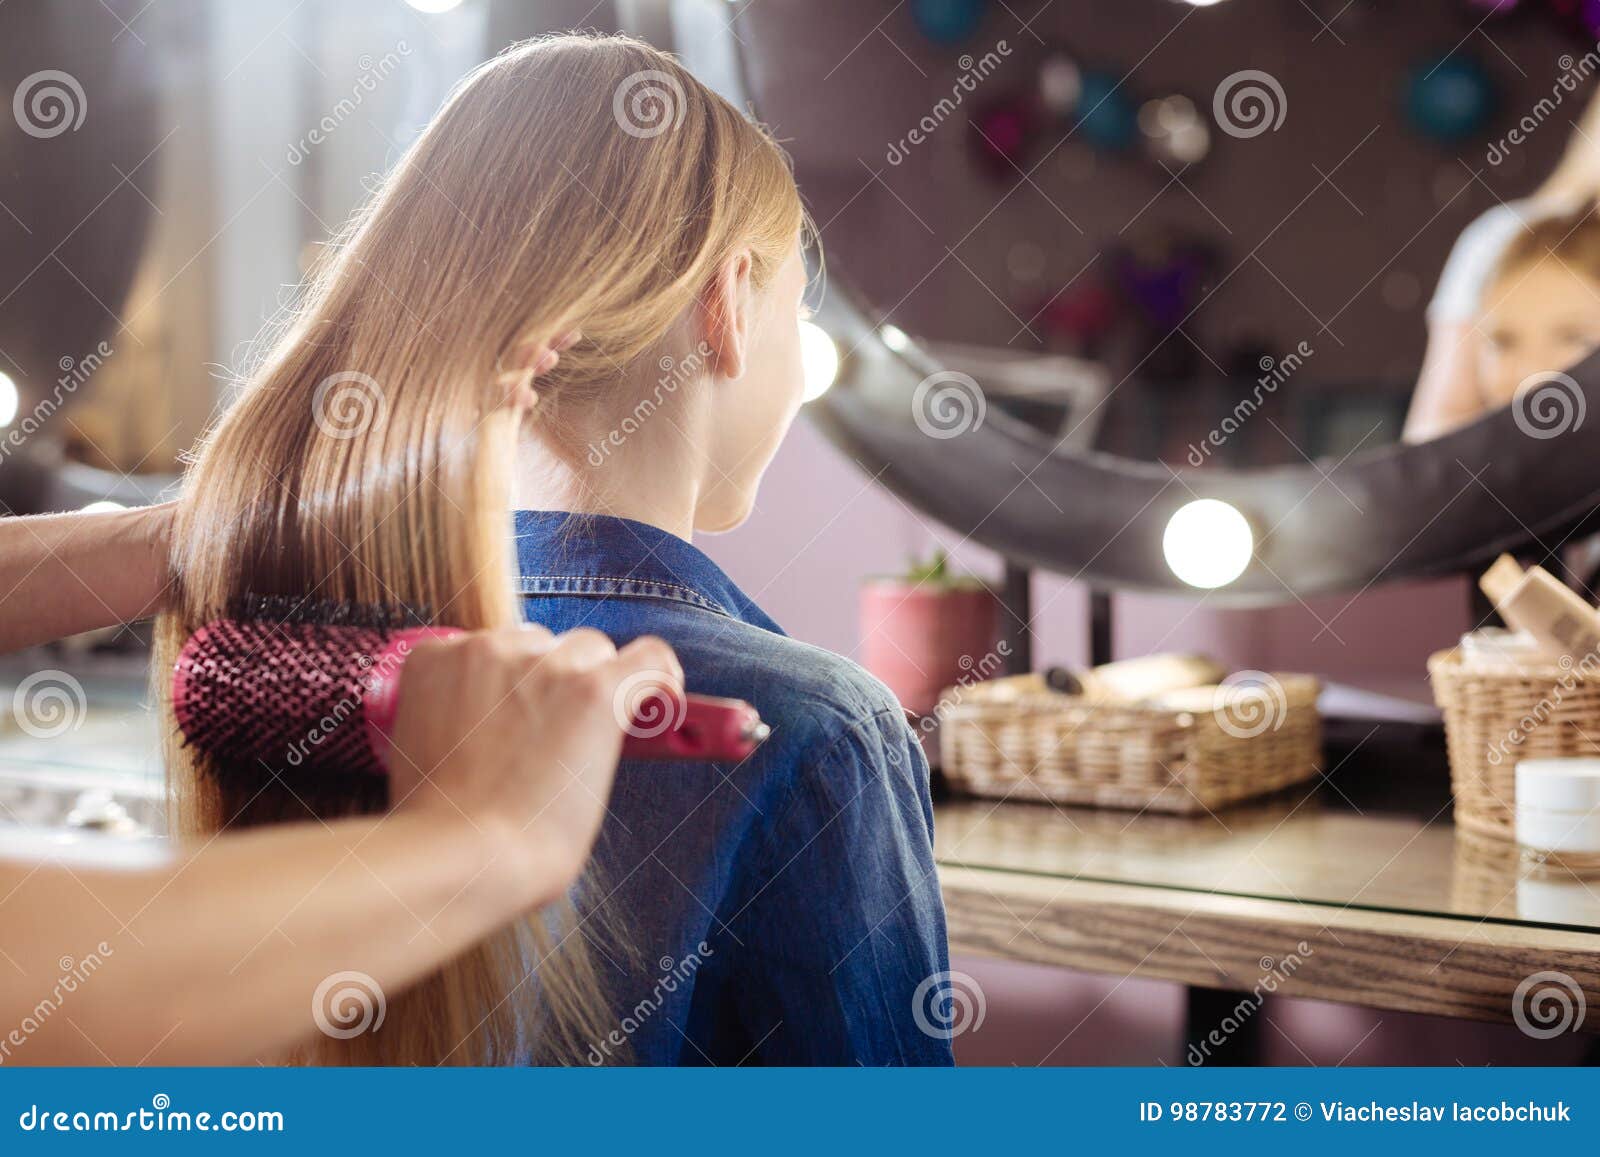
[1405, 86, 1600, 440]
[161, 31, 950, 1066]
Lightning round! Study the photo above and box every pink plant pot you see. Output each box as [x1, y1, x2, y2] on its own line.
[859, 581, 1002, 717]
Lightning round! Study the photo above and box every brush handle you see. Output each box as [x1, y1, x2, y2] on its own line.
[620, 695, 769, 762]
[363, 628, 766, 764]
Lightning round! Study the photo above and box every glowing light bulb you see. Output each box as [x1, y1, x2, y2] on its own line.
[879, 324, 911, 353]
[1162, 499, 1253, 589]
[0, 372, 17, 428]
[80, 501, 127, 514]
[799, 320, 840, 403]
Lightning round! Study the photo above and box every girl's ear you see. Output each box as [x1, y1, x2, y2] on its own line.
[697, 250, 753, 380]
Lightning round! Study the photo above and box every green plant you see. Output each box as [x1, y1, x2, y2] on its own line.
[896, 549, 987, 590]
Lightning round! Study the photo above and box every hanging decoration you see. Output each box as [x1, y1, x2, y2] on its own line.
[1115, 239, 1217, 333]
[1461, 0, 1600, 38]
[968, 93, 1038, 178]
[911, 0, 986, 45]
[1037, 52, 1082, 115]
[1113, 237, 1219, 378]
[1139, 95, 1211, 166]
[1074, 70, 1139, 152]
[967, 49, 1207, 180]
[1403, 53, 1498, 144]
[1035, 279, 1120, 356]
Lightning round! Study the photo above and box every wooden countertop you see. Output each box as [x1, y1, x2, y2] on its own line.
[934, 793, 1600, 1030]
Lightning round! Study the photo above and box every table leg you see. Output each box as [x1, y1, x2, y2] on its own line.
[1184, 985, 1265, 1066]
[1000, 562, 1032, 675]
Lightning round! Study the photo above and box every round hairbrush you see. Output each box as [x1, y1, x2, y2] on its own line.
[171, 599, 769, 775]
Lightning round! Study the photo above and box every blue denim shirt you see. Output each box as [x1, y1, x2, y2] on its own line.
[513, 510, 952, 1066]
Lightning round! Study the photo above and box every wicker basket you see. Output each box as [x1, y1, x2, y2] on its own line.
[1429, 648, 1600, 845]
[938, 674, 1322, 813]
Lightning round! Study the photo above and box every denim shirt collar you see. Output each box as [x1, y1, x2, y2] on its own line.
[512, 510, 785, 635]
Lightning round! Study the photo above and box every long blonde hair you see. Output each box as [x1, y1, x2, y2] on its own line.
[156, 33, 802, 1066]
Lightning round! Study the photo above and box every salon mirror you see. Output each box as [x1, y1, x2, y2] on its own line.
[664, 0, 1600, 601]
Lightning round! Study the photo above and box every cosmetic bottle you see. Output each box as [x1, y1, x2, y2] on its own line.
[1479, 555, 1600, 665]
[980, 654, 1224, 704]
[1457, 627, 1561, 669]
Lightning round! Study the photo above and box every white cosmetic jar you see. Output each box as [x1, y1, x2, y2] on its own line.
[1515, 758, 1600, 873]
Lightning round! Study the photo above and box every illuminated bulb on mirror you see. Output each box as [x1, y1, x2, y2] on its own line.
[799, 320, 841, 403]
[1163, 499, 1253, 589]
[0, 372, 16, 428]
[879, 324, 910, 353]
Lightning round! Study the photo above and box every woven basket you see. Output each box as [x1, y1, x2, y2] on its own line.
[938, 674, 1322, 813]
[1428, 648, 1600, 845]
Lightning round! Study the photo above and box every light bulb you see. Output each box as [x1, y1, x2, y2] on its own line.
[799, 320, 840, 403]
[80, 501, 127, 514]
[0, 372, 17, 428]
[1163, 499, 1253, 589]
[879, 324, 911, 353]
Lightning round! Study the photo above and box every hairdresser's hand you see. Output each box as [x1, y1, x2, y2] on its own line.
[500, 329, 581, 412]
[386, 626, 682, 906]
[0, 501, 176, 653]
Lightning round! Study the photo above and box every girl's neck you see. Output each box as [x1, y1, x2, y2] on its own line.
[513, 436, 702, 542]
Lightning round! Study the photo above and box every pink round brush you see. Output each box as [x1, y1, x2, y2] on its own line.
[172, 601, 769, 775]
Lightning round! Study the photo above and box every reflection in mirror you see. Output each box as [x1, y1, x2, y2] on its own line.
[736, 2, 1600, 466]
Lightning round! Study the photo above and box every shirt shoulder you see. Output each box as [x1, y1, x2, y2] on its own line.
[672, 614, 913, 750]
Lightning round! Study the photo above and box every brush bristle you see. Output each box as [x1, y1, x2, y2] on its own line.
[174, 616, 404, 778]
[225, 593, 432, 630]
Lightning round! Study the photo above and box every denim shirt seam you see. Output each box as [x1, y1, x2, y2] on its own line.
[734, 706, 919, 928]
[516, 573, 733, 618]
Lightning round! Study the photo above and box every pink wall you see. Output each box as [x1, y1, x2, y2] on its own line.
[702, 411, 1470, 688]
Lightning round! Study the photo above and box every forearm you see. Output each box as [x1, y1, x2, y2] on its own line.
[0, 504, 173, 653]
[1403, 322, 1483, 442]
[0, 809, 550, 1064]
